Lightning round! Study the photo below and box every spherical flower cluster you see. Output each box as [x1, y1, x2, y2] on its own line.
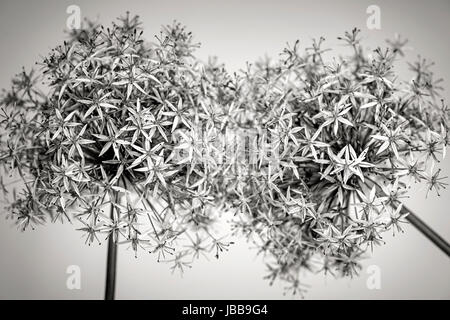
[224, 28, 448, 294]
[0, 14, 233, 269]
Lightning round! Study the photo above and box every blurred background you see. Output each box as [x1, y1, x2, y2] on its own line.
[0, 0, 449, 299]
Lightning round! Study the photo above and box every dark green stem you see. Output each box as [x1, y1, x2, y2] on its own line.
[402, 205, 450, 257]
[364, 176, 450, 257]
[104, 203, 118, 300]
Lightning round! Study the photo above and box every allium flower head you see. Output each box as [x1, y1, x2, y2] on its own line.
[224, 28, 448, 294]
[0, 14, 233, 265]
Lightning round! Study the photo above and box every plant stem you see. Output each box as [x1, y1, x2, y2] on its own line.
[363, 176, 450, 257]
[402, 205, 450, 257]
[104, 203, 118, 300]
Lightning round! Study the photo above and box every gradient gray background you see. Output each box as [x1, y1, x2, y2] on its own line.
[0, 0, 449, 299]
